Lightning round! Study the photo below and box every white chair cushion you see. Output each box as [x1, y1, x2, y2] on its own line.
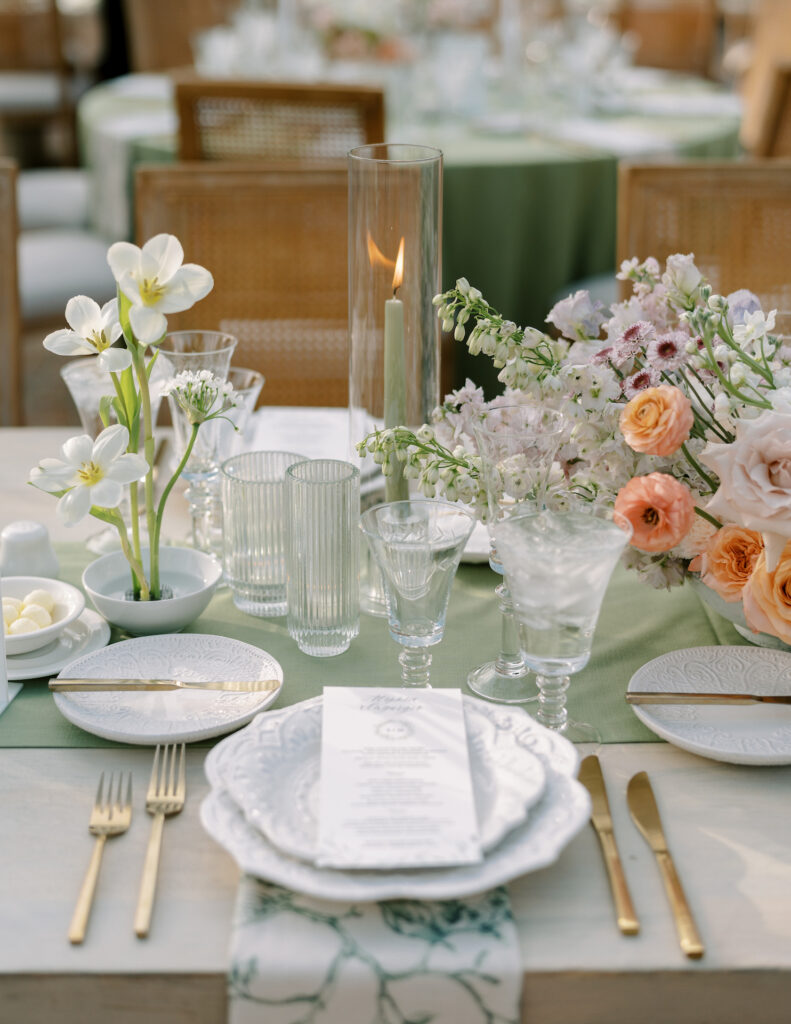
[19, 229, 115, 321]
[17, 169, 91, 231]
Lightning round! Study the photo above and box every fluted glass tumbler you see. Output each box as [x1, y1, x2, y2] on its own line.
[221, 451, 304, 617]
[286, 459, 360, 657]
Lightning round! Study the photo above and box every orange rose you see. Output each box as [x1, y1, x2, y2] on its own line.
[691, 525, 763, 603]
[619, 385, 694, 456]
[742, 543, 791, 643]
[614, 472, 695, 552]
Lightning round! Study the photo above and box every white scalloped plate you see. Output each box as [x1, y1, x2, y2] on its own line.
[204, 695, 547, 863]
[628, 646, 791, 765]
[200, 699, 589, 901]
[53, 634, 283, 744]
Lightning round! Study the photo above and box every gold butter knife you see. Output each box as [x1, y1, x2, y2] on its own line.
[627, 691, 791, 705]
[627, 771, 704, 959]
[49, 678, 281, 693]
[578, 755, 639, 935]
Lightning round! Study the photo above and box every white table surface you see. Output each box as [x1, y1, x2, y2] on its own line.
[2, 428, 791, 1024]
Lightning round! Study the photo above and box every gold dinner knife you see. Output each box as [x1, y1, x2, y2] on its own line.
[49, 678, 281, 693]
[578, 755, 639, 935]
[627, 771, 704, 959]
[627, 692, 791, 705]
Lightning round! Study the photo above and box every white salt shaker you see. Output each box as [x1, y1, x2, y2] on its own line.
[0, 520, 59, 578]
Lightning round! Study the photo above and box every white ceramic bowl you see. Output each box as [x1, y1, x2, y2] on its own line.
[2, 576, 86, 656]
[82, 547, 222, 635]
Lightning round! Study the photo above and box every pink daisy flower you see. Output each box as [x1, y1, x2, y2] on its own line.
[646, 330, 689, 371]
[622, 367, 660, 399]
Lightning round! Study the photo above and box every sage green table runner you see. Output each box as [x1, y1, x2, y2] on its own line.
[0, 542, 745, 748]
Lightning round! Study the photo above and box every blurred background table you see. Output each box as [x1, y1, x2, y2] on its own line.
[76, 66, 741, 394]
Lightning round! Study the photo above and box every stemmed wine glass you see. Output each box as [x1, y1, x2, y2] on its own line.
[360, 500, 475, 688]
[494, 506, 632, 742]
[468, 404, 566, 704]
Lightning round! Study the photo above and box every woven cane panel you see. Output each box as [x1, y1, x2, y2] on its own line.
[615, 1, 716, 77]
[136, 164, 348, 406]
[618, 163, 791, 311]
[193, 97, 366, 161]
[0, 1, 60, 71]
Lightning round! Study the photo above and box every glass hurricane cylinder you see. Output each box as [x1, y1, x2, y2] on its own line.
[348, 143, 443, 615]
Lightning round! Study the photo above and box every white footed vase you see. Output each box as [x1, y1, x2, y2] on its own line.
[82, 547, 222, 635]
[689, 574, 791, 651]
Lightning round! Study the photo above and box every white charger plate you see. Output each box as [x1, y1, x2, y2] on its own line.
[628, 646, 791, 765]
[200, 701, 589, 901]
[6, 609, 110, 681]
[205, 695, 547, 863]
[52, 633, 283, 744]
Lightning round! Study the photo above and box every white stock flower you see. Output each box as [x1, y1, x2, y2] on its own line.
[43, 296, 129, 372]
[29, 424, 148, 526]
[546, 290, 607, 342]
[732, 309, 776, 349]
[107, 234, 214, 346]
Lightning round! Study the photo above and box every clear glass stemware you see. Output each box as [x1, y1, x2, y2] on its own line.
[360, 499, 475, 688]
[494, 507, 632, 743]
[468, 404, 566, 704]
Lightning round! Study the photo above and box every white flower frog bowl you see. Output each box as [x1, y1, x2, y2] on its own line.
[3, 575, 86, 656]
[82, 547, 222, 635]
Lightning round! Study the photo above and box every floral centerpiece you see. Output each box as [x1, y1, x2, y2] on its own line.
[30, 234, 237, 602]
[360, 253, 791, 644]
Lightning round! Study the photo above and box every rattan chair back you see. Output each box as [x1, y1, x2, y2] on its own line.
[617, 161, 791, 311]
[135, 162, 349, 406]
[122, 0, 238, 72]
[174, 76, 385, 162]
[614, 0, 717, 77]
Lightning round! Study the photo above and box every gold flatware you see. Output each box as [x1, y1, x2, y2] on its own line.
[134, 743, 186, 939]
[627, 771, 704, 959]
[69, 772, 132, 945]
[50, 678, 281, 693]
[578, 755, 639, 935]
[627, 691, 791, 705]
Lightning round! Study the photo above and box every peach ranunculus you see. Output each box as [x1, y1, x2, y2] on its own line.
[619, 385, 694, 457]
[742, 542, 791, 644]
[614, 472, 696, 552]
[690, 525, 763, 603]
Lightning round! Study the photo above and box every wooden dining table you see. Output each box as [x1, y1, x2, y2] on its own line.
[2, 426, 791, 1024]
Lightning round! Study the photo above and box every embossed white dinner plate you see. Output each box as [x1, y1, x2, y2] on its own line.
[53, 634, 283, 744]
[204, 695, 547, 863]
[200, 700, 589, 901]
[628, 646, 791, 765]
[6, 609, 110, 681]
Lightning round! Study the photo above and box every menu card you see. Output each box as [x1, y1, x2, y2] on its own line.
[316, 687, 482, 869]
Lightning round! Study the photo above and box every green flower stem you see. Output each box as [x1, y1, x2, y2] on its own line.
[699, 332, 772, 409]
[693, 505, 722, 529]
[151, 422, 200, 563]
[718, 313, 774, 379]
[681, 442, 718, 492]
[114, 519, 149, 601]
[132, 345, 158, 595]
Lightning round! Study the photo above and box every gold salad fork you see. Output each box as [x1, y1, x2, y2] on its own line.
[69, 772, 133, 945]
[134, 743, 186, 938]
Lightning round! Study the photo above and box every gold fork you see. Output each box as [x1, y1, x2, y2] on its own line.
[134, 743, 186, 938]
[69, 772, 133, 945]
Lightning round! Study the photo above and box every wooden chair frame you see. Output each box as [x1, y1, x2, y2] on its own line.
[0, 159, 21, 426]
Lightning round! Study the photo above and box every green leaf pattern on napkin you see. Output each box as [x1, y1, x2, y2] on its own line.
[229, 879, 521, 1024]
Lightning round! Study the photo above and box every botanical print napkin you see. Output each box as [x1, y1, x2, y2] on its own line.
[229, 877, 522, 1024]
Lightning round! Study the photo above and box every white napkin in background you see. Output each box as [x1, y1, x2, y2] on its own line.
[228, 878, 522, 1024]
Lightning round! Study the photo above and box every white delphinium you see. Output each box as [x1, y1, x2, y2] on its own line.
[545, 290, 607, 342]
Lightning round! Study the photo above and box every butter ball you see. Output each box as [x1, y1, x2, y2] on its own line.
[23, 588, 55, 614]
[9, 616, 40, 635]
[21, 603, 51, 629]
[3, 597, 21, 624]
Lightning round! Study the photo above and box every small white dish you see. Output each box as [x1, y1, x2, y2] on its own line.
[200, 710, 587, 901]
[6, 609, 110, 681]
[205, 695, 547, 863]
[2, 576, 86, 656]
[628, 646, 791, 765]
[82, 546, 222, 635]
[52, 633, 284, 744]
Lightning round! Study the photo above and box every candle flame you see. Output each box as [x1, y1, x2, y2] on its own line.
[392, 237, 404, 293]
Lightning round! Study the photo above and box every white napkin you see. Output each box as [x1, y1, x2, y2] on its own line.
[229, 878, 522, 1024]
